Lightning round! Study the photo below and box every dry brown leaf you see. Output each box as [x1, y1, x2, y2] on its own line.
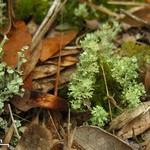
[45, 56, 79, 67]
[40, 30, 78, 62]
[51, 48, 80, 58]
[145, 140, 150, 150]
[0, 21, 31, 68]
[11, 90, 68, 111]
[23, 41, 42, 79]
[120, 6, 150, 27]
[33, 65, 76, 92]
[23, 73, 33, 90]
[16, 124, 53, 150]
[61, 56, 79, 66]
[74, 126, 134, 150]
[109, 101, 150, 131]
[142, 128, 150, 141]
[32, 64, 65, 79]
[117, 111, 150, 140]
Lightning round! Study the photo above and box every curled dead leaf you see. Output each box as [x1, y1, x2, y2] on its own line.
[11, 90, 68, 111]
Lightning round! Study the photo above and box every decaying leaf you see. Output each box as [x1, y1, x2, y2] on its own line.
[51, 48, 80, 58]
[145, 140, 150, 150]
[32, 64, 65, 79]
[120, 6, 150, 27]
[40, 30, 78, 62]
[16, 124, 53, 150]
[109, 101, 150, 131]
[142, 128, 150, 141]
[0, 21, 31, 68]
[74, 126, 133, 150]
[23, 73, 33, 90]
[33, 65, 76, 92]
[45, 56, 79, 67]
[23, 41, 42, 79]
[117, 111, 150, 140]
[11, 90, 68, 111]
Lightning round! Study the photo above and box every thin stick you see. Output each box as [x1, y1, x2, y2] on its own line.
[8, 104, 21, 139]
[120, 9, 150, 28]
[79, 0, 120, 19]
[32, 0, 60, 43]
[2, 124, 14, 150]
[54, 0, 68, 95]
[100, 63, 113, 121]
[108, 1, 148, 6]
[30, 0, 67, 53]
[54, 32, 63, 96]
[47, 110, 62, 140]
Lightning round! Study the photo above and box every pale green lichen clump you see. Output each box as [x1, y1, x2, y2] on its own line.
[0, 36, 27, 114]
[68, 21, 145, 127]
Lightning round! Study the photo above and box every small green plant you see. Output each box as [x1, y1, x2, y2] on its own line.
[15, 0, 51, 24]
[68, 21, 145, 127]
[90, 105, 108, 127]
[0, 36, 27, 114]
[74, 3, 89, 19]
[0, 0, 6, 26]
[110, 56, 145, 107]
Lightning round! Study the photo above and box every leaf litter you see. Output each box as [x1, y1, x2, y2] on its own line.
[0, 0, 150, 150]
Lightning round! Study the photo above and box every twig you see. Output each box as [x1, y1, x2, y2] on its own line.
[100, 63, 123, 113]
[108, 1, 149, 6]
[120, 9, 150, 29]
[54, 32, 63, 96]
[108, 95, 123, 111]
[67, 109, 71, 149]
[54, 0, 67, 95]
[2, 124, 14, 150]
[47, 110, 62, 140]
[30, 0, 67, 53]
[8, 104, 21, 139]
[32, 0, 60, 43]
[79, 0, 120, 19]
[100, 63, 113, 121]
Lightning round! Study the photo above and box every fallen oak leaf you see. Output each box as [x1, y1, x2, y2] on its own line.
[11, 90, 68, 111]
[40, 30, 78, 62]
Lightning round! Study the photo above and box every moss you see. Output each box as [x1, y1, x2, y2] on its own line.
[120, 42, 150, 69]
[14, 0, 51, 24]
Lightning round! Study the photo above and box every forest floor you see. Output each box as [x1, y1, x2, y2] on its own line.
[0, 0, 150, 150]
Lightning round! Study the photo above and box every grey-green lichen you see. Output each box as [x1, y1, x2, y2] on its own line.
[68, 21, 145, 127]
